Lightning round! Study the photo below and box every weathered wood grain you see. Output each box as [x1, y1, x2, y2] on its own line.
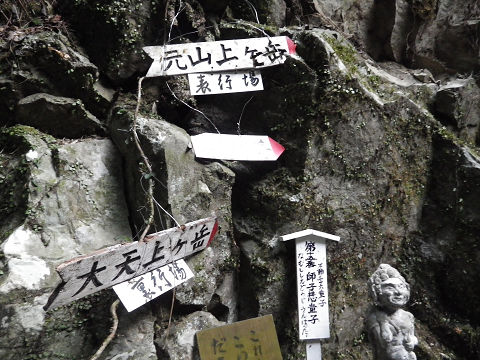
[44, 217, 217, 310]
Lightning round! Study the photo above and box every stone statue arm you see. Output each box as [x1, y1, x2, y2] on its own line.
[403, 311, 418, 351]
[368, 312, 399, 360]
[367, 312, 394, 345]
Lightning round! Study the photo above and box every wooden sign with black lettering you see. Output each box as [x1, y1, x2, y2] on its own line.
[144, 36, 296, 77]
[44, 217, 218, 310]
[196, 315, 282, 360]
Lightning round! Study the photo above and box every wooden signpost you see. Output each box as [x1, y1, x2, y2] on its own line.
[190, 133, 285, 161]
[143, 36, 296, 77]
[44, 217, 218, 311]
[187, 70, 264, 95]
[113, 259, 194, 312]
[196, 314, 283, 360]
[281, 229, 340, 360]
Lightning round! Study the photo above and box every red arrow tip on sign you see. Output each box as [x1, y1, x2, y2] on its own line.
[287, 37, 296, 54]
[268, 137, 285, 158]
[207, 220, 219, 247]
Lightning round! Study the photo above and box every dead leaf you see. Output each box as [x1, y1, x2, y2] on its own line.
[48, 15, 62, 23]
[7, 30, 26, 42]
[48, 46, 71, 60]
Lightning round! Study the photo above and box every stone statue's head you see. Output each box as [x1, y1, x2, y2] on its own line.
[368, 264, 410, 310]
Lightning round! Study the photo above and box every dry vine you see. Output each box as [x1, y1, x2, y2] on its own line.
[89, 299, 120, 360]
[132, 76, 156, 243]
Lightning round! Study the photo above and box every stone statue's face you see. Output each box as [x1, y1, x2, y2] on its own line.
[378, 277, 409, 309]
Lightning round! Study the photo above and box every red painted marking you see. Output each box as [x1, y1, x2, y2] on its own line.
[287, 37, 296, 54]
[207, 220, 219, 247]
[268, 137, 285, 158]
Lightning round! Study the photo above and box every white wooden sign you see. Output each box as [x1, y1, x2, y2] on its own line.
[188, 70, 264, 95]
[113, 259, 194, 312]
[44, 217, 218, 311]
[281, 229, 340, 359]
[191, 134, 285, 161]
[143, 36, 296, 77]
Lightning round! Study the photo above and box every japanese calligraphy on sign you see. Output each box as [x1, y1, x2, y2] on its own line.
[187, 70, 264, 95]
[281, 230, 340, 341]
[196, 315, 283, 360]
[297, 240, 329, 340]
[143, 36, 296, 77]
[190, 134, 285, 161]
[44, 217, 218, 311]
[113, 259, 194, 312]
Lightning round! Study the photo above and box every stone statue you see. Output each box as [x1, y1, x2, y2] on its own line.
[367, 264, 418, 360]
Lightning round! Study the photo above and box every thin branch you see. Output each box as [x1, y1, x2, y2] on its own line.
[152, 195, 181, 228]
[235, 19, 271, 39]
[139, 172, 181, 228]
[17, 0, 32, 23]
[237, 95, 254, 135]
[153, 201, 167, 231]
[132, 76, 155, 242]
[168, 4, 185, 43]
[167, 25, 216, 43]
[89, 299, 120, 360]
[165, 287, 176, 338]
[244, 0, 260, 24]
[165, 82, 221, 134]
[0, 8, 11, 23]
[135, 204, 149, 240]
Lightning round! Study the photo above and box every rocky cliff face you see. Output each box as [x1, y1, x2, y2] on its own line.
[0, 1, 479, 359]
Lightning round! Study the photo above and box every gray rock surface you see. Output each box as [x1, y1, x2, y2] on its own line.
[56, 0, 159, 83]
[309, 0, 381, 58]
[0, 126, 132, 359]
[16, 93, 106, 138]
[0, 30, 113, 121]
[411, 0, 480, 74]
[415, 136, 480, 327]
[228, 0, 287, 27]
[110, 113, 237, 331]
[432, 78, 480, 144]
[390, 0, 414, 63]
[103, 306, 157, 360]
[156, 311, 224, 360]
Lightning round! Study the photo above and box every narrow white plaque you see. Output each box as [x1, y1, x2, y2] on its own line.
[143, 36, 296, 77]
[113, 259, 194, 312]
[281, 229, 340, 359]
[191, 133, 285, 161]
[188, 70, 264, 95]
[295, 238, 330, 339]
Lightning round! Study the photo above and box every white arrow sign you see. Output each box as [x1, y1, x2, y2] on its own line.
[281, 229, 340, 360]
[143, 36, 296, 77]
[44, 217, 218, 311]
[191, 133, 285, 161]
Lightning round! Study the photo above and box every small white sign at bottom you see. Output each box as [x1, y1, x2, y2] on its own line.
[113, 259, 194, 312]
